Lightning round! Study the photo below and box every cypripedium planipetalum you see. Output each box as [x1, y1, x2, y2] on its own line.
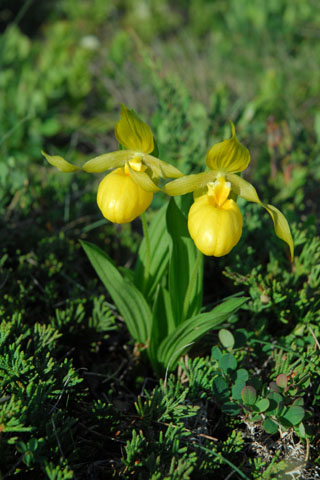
[164, 124, 294, 259]
[43, 105, 183, 223]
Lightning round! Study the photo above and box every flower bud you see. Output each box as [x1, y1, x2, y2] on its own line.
[97, 168, 153, 223]
[188, 194, 243, 257]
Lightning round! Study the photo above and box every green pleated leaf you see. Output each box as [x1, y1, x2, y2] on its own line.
[134, 203, 170, 303]
[210, 294, 249, 314]
[166, 196, 203, 324]
[81, 241, 152, 343]
[158, 296, 247, 371]
[148, 286, 175, 373]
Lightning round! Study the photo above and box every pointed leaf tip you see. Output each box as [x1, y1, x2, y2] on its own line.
[42, 151, 80, 173]
[264, 204, 294, 260]
[227, 174, 294, 259]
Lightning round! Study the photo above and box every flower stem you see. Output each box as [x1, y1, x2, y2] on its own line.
[141, 212, 150, 290]
[183, 249, 202, 320]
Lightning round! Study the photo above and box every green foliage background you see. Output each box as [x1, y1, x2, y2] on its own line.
[1, 0, 319, 478]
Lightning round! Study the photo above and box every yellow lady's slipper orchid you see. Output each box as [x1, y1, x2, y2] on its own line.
[43, 104, 183, 224]
[97, 166, 153, 224]
[188, 177, 243, 257]
[164, 123, 294, 259]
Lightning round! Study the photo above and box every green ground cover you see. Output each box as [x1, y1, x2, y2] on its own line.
[1, 0, 320, 478]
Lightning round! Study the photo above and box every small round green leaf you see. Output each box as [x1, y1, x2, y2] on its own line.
[211, 346, 222, 361]
[219, 353, 237, 373]
[218, 329, 235, 349]
[23, 453, 34, 467]
[241, 386, 257, 406]
[268, 392, 283, 405]
[281, 406, 305, 426]
[232, 380, 246, 400]
[255, 398, 270, 413]
[266, 392, 283, 415]
[233, 329, 248, 347]
[221, 402, 242, 416]
[269, 381, 280, 393]
[288, 388, 298, 396]
[29, 438, 38, 451]
[17, 441, 27, 453]
[298, 422, 306, 438]
[276, 374, 288, 390]
[235, 369, 249, 382]
[250, 414, 262, 422]
[212, 375, 230, 401]
[263, 418, 278, 435]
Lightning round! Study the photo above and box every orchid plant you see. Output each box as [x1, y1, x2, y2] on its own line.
[164, 123, 294, 259]
[43, 105, 293, 375]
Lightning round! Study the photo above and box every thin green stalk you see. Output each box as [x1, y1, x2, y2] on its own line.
[197, 445, 250, 480]
[183, 249, 202, 320]
[0, 114, 32, 147]
[141, 212, 150, 290]
[12, 0, 35, 27]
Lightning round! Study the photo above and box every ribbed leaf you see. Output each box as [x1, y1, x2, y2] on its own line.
[148, 286, 175, 373]
[158, 297, 247, 371]
[81, 241, 152, 343]
[166, 197, 203, 325]
[209, 294, 249, 314]
[134, 204, 170, 303]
